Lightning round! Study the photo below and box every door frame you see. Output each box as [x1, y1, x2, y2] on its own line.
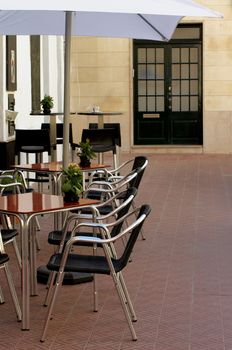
[133, 23, 203, 146]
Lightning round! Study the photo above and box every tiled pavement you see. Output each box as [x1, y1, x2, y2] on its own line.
[2, 154, 232, 349]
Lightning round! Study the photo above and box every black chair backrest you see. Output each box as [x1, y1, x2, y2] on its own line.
[129, 156, 148, 189]
[15, 129, 51, 154]
[89, 123, 121, 147]
[111, 187, 137, 238]
[117, 204, 151, 270]
[81, 128, 117, 153]
[41, 123, 73, 143]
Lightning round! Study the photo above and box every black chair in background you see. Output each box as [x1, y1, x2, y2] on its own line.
[15, 129, 51, 164]
[15, 129, 51, 188]
[89, 123, 121, 147]
[41, 123, 64, 146]
[81, 128, 118, 168]
[89, 123, 121, 166]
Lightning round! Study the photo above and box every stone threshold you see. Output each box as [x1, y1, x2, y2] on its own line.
[130, 145, 203, 154]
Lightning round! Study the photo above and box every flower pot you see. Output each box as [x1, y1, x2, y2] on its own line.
[43, 108, 51, 115]
[79, 156, 91, 167]
[63, 192, 79, 203]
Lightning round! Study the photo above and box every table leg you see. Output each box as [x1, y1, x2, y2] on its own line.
[21, 216, 30, 330]
[50, 115, 57, 162]
[98, 115, 104, 129]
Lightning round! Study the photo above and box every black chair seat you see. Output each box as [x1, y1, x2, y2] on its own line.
[47, 253, 122, 275]
[1, 229, 18, 242]
[20, 145, 47, 153]
[0, 253, 9, 265]
[72, 204, 113, 216]
[48, 228, 109, 246]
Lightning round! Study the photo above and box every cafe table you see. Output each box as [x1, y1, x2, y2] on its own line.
[77, 111, 122, 128]
[12, 161, 110, 194]
[0, 192, 99, 330]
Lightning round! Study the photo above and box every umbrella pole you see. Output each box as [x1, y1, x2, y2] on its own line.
[63, 11, 72, 169]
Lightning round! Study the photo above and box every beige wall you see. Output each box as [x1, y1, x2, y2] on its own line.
[71, 1, 231, 154]
[70, 37, 132, 151]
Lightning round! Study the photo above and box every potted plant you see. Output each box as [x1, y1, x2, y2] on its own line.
[77, 139, 96, 167]
[61, 163, 83, 202]
[40, 94, 54, 115]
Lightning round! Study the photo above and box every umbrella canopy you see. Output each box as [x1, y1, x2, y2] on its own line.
[0, 0, 222, 167]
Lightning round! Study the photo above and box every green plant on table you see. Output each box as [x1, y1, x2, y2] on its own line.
[61, 163, 83, 201]
[40, 94, 54, 114]
[77, 138, 96, 166]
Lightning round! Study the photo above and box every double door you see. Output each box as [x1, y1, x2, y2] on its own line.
[133, 38, 202, 145]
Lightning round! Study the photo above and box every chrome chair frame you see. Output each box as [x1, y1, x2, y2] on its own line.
[41, 204, 151, 342]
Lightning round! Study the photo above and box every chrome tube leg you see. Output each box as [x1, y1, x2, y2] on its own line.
[119, 272, 137, 322]
[41, 271, 64, 342]
[0, 285, 5, 304]
[29, 219, 38, 296]
[13, 238, 22, 268]
[43, 271, 56, 307]
[4, 263, 22, 321]
[21, 219, 30, 330]
[112, 273, 137, 340]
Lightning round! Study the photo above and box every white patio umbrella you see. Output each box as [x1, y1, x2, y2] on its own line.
[0, 0, 222, 167]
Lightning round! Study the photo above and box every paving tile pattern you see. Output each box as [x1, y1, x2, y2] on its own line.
[1, 154, 232, 349]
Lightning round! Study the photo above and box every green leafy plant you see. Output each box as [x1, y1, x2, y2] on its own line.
[40, 94, 54, 113]
[61, 163, 83, 201]
[77, 139, 96, 166]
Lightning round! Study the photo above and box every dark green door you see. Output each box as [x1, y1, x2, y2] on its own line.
[133, 26, 202, 145]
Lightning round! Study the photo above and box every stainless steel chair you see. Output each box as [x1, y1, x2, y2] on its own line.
[41, 204, 151, 342]
[0, 234, 21, 322]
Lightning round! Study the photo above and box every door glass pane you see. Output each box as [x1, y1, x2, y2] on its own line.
[181, 80, 189, 95]
[138, 64, 146, 79]
[172, 80, 180, 95]
[190, 96, 198, 111]
[190, 80, 198, 95]
[190, 48, 198, 62]
[156, 80, 164, 95]
[156, 97, 164, 111]
[147, 48, 155, 63]
[138, 80, 146, 95]
[138, 48, 146, 63]
[172, 48, 180, 63]
[190, 64, 198, 79]
[138, 97, 146, 111]
[156, 64, 164, 79]
[172, 64, 180, 79]
[147, 81, 155, 95]
[156, 48, 164, 63]
[181, 96, 189, 111]
[172, 96, 180, 111]
[147, 65, 155, 79]
[147, 97, 155, 111]
[181, 48, 189, 63]
[181, 64, 189, 79]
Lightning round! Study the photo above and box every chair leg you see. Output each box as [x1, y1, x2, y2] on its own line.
[41, 271, 65, 342]
[119, 272, 137, 322]
[43, 271, 57, 307]
[4, 263, 22, 321]
[111, 272, 137, 340]
[0, 285, 5, 304]
[12, 238, 22, 268]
